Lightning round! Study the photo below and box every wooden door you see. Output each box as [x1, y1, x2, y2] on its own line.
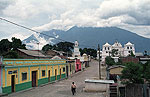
[66, 66, 68, 77]
[11, 75, 15, 92]
[60, 69, 61, 79]
[48, 70, 50, 82]
[32, 71, 37, 87]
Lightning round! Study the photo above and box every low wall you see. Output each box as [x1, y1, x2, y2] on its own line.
[84, 79, 114, 93]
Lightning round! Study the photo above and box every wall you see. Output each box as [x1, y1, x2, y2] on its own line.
[2, 59, 66, 94]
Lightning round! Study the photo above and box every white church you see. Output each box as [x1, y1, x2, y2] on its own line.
[97, 41, 135, 63]
[73, 41, 81, 57]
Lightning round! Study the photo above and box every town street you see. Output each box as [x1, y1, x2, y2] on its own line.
[4, 60, 106, 97]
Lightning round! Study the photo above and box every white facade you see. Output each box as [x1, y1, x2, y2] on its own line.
[98, 41, 135, 63]
[101, 43, 112, 62]
[73, 41, 81, 57]
[124, 42, 135, 56]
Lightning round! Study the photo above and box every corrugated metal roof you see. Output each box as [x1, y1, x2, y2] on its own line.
[108, 65, 125, 70]
[18, 49, 47, 57]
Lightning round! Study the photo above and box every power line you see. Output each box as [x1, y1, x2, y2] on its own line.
[0, 17, 97, 49]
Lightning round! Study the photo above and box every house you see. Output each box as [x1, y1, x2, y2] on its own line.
[75, 59, 81, 72]
[107, 65, 125, 82]
[0, 58, 67, 94]
[16, 49, 50, 59]
[120, 57, 139, 63]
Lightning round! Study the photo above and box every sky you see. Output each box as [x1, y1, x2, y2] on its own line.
[0, 0, 150, 41]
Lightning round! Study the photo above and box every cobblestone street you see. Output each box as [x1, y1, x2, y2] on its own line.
[4, 60, 107, 97]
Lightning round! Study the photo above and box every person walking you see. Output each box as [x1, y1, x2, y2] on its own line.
[71, 82, 76, 95]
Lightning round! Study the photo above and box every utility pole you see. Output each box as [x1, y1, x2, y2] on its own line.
[98, 44, 101, 79]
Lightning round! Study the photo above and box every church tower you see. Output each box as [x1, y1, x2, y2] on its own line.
[73, 41, 81, 57]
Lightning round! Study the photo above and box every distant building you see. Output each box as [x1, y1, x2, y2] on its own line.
[98, 41, 135, 63]
[123, 42, 135, 57]
[120, 57, 139, 64]
[73, 41, 81, 57]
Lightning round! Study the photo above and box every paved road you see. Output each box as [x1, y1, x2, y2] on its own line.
[5, 60, 106, 97]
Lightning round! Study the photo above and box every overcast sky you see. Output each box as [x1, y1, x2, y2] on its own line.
[0, 0, 150, 41]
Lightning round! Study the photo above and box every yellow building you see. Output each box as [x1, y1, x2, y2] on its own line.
[0, 59, 67, 94]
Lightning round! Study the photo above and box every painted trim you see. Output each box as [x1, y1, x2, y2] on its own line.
[39, 66, 41, 79]
[28, 67, 30, 81]
[58, 66, 60, 75]
[46, 65, 47, 77]
[18, 67, 20, 84]
[52, 66, 54, 76]
[3, 59, 65, 61]
[5, 69, 7, 87]
[1, 67, 3, 87]
[4, 63, 67, 68]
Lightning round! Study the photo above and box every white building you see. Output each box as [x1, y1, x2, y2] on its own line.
[97, 41, 135, 63]
[124, 42, 135, 56]
[73, 41, 81, 57]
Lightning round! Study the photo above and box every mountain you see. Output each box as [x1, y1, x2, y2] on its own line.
[23, 26, 150, 52]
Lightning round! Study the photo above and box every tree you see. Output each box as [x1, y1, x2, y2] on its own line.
[53, 42, 74, 52]
[143, 61, 150, 82]
[111, 49, 118, 57]
[80, 48, 97, 57]
[121, 62, 144, 84]
[105, 56, 115, 66]
[0, 39, 12, 54]
[42, 44, 53, 52]
[129, 51, 135, 57]
[11, 37, 26, 50]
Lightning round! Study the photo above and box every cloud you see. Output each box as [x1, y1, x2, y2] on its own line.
[0, 0, 150, 41]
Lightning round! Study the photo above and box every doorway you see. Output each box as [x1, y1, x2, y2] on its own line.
[60, 69, 61, 79]
[48, 70, 50, 82]
[11, 75, 15, 92]
[55, 69, 57, 80]
[66, 66, 68, 77]
[32, 71, 37, 87]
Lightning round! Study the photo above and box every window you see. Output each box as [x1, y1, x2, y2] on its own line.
[130, 47, 132, 49]
[106, 51, 108, 53]
[127, 47, 129, 49]
[63, 67, 65, 72]
[128, 51, 131, 53]
[108, 47, 109, 50]
[22, 72, 27, 81]
[42, 70, 45, 77]
[105, 47, 106, 50]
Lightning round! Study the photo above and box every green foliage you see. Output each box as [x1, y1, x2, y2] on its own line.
[0, 37, 26, 58]
[42, 42, 74, 54]
[143, 61, 150, 82]
[53, 42, 74, 52]
[4, 51, 19, 58]
[111, 49, 118, 57]
[0, 39, 12, 54]
[129, 51, 135, 57]
[121, 62, 144, 84]
[11, 37, 26, 50]
[79, 48, 97, 57]
[42, 44, 53, 52]
[105, 56, 115, 66]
